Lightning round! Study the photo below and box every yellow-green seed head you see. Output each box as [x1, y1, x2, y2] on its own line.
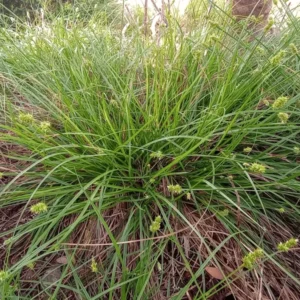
[206, 34, 220, 47]
[277, 208, 285, 213]
[0, 172, 3, 179]
[278, 112, 289, 124]
[40, 121, 51, 133]
[294, 147, 300, 155]
[27, 262, 35, 270]
[243, 147, 252, 154]
[263, 99, 270, 106]
[286, 238, 298, 247]
[253, 248, 264, 258]
[154, 216, 162, 223]
[91, 257, 98, 273]
[272, 96, 288, 109]
[242, 248, 264, 269]
[277, 238, 298, 252]
[18, 112, 34, 124]
[270, 50, 286, 66]
[150, 151, 164, 160]
[30, 202, 48, 214]
[150, 215, 162, 233]
[218, 209, 229, 217]
[256, 46, 265, 55]
[0, 270, 8, 282]
[248, 163, 266, 174]
[150, 222, 160, 233]
[289, 43, 298, 55]
[264, 18, 274, 33]
[167, 184, 183, 195]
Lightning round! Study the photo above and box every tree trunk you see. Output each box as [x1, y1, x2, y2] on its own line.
[232, 0, 273, 32]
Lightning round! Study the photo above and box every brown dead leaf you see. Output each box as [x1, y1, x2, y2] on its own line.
[205, 266, 224, 280]
[56, 256, 68, 265]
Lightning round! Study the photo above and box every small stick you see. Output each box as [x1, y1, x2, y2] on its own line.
[150, 0, 160, 13]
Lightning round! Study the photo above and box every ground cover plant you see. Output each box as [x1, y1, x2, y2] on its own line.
[0, 0, 300, 299]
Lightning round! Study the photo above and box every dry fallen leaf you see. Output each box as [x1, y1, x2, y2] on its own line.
[205, 266, 224, 280]
[56, 256, 68, 264]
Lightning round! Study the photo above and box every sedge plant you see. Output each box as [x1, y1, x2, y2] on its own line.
[0, 1, 300, 299]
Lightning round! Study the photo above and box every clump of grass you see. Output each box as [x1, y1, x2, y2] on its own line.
[0, 1, 300, 299]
